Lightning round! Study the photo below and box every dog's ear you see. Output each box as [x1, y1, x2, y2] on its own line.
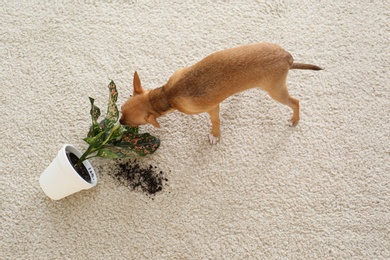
[146, 114, 161, 128]
[133, 71, 144, 96]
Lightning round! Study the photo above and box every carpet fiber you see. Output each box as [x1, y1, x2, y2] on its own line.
[1, 0, 389, 259]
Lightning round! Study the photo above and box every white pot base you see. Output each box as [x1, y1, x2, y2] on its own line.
[40, 144, 97, 200]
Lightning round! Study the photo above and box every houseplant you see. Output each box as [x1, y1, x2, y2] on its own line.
[39, 81, 160, 200]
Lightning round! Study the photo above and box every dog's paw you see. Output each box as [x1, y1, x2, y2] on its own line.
[289, 119, 299, 127]
[208, 134, 219, 145]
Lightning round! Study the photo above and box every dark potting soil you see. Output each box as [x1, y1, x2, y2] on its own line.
[67, 152, 92, 183]
[111, 160, 168, 196]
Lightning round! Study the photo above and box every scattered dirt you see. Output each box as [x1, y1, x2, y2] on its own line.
[67, 152, 92, 183]
[111, 160, 168, 197]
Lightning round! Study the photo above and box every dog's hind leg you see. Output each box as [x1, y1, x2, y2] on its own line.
[266, 83, 300, 126]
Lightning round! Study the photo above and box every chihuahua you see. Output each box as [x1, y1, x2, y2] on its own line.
[120, 42, 322, 144]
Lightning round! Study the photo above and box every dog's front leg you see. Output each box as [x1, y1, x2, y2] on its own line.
[207, 105, 221, 145]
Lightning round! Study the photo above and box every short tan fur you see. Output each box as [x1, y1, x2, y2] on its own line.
[120, 42, 322, 144]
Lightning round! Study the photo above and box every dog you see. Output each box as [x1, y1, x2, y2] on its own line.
[120, 42, 322, 144]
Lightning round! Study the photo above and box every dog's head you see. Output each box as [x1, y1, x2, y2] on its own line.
[119, 71, 161, 128]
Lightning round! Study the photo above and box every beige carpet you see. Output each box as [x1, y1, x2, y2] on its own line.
[1, 0, 389, 259]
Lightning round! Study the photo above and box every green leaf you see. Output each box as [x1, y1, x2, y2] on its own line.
[105, 81, 119, 130]
[83, 131, 106, 147]
[106, 125, 139, 144]
[88, 97, 102, 137]
[118, 132, 160, 156]
[99, 119, 106, 130]
[106, 125, 127, 144]
[123, 125, 139, 134]
[102, 123, 122, 145]
[96, 148, 127, 159]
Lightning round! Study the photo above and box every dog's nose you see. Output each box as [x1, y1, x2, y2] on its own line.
[119, 117, 125, 125]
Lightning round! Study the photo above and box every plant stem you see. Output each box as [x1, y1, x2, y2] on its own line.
[102, 123, 121, 146]
[76, 123, 121, 167]
[76, 146, 97, 167]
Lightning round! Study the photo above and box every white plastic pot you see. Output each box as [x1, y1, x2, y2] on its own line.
[39, 144, 97, 200]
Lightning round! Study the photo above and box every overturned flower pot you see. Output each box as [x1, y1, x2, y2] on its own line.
[39, 80, 160, 200]
[40, 144, 97, 200]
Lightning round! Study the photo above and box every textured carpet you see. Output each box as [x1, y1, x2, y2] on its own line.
[1, 0, 389, 259]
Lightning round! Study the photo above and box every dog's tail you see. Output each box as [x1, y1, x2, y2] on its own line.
[290, 63, 323, 71]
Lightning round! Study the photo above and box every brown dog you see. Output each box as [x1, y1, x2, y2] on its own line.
[120, 42, 322, 144]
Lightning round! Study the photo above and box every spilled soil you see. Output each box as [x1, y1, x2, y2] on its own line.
[109, 160, 168, 197]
